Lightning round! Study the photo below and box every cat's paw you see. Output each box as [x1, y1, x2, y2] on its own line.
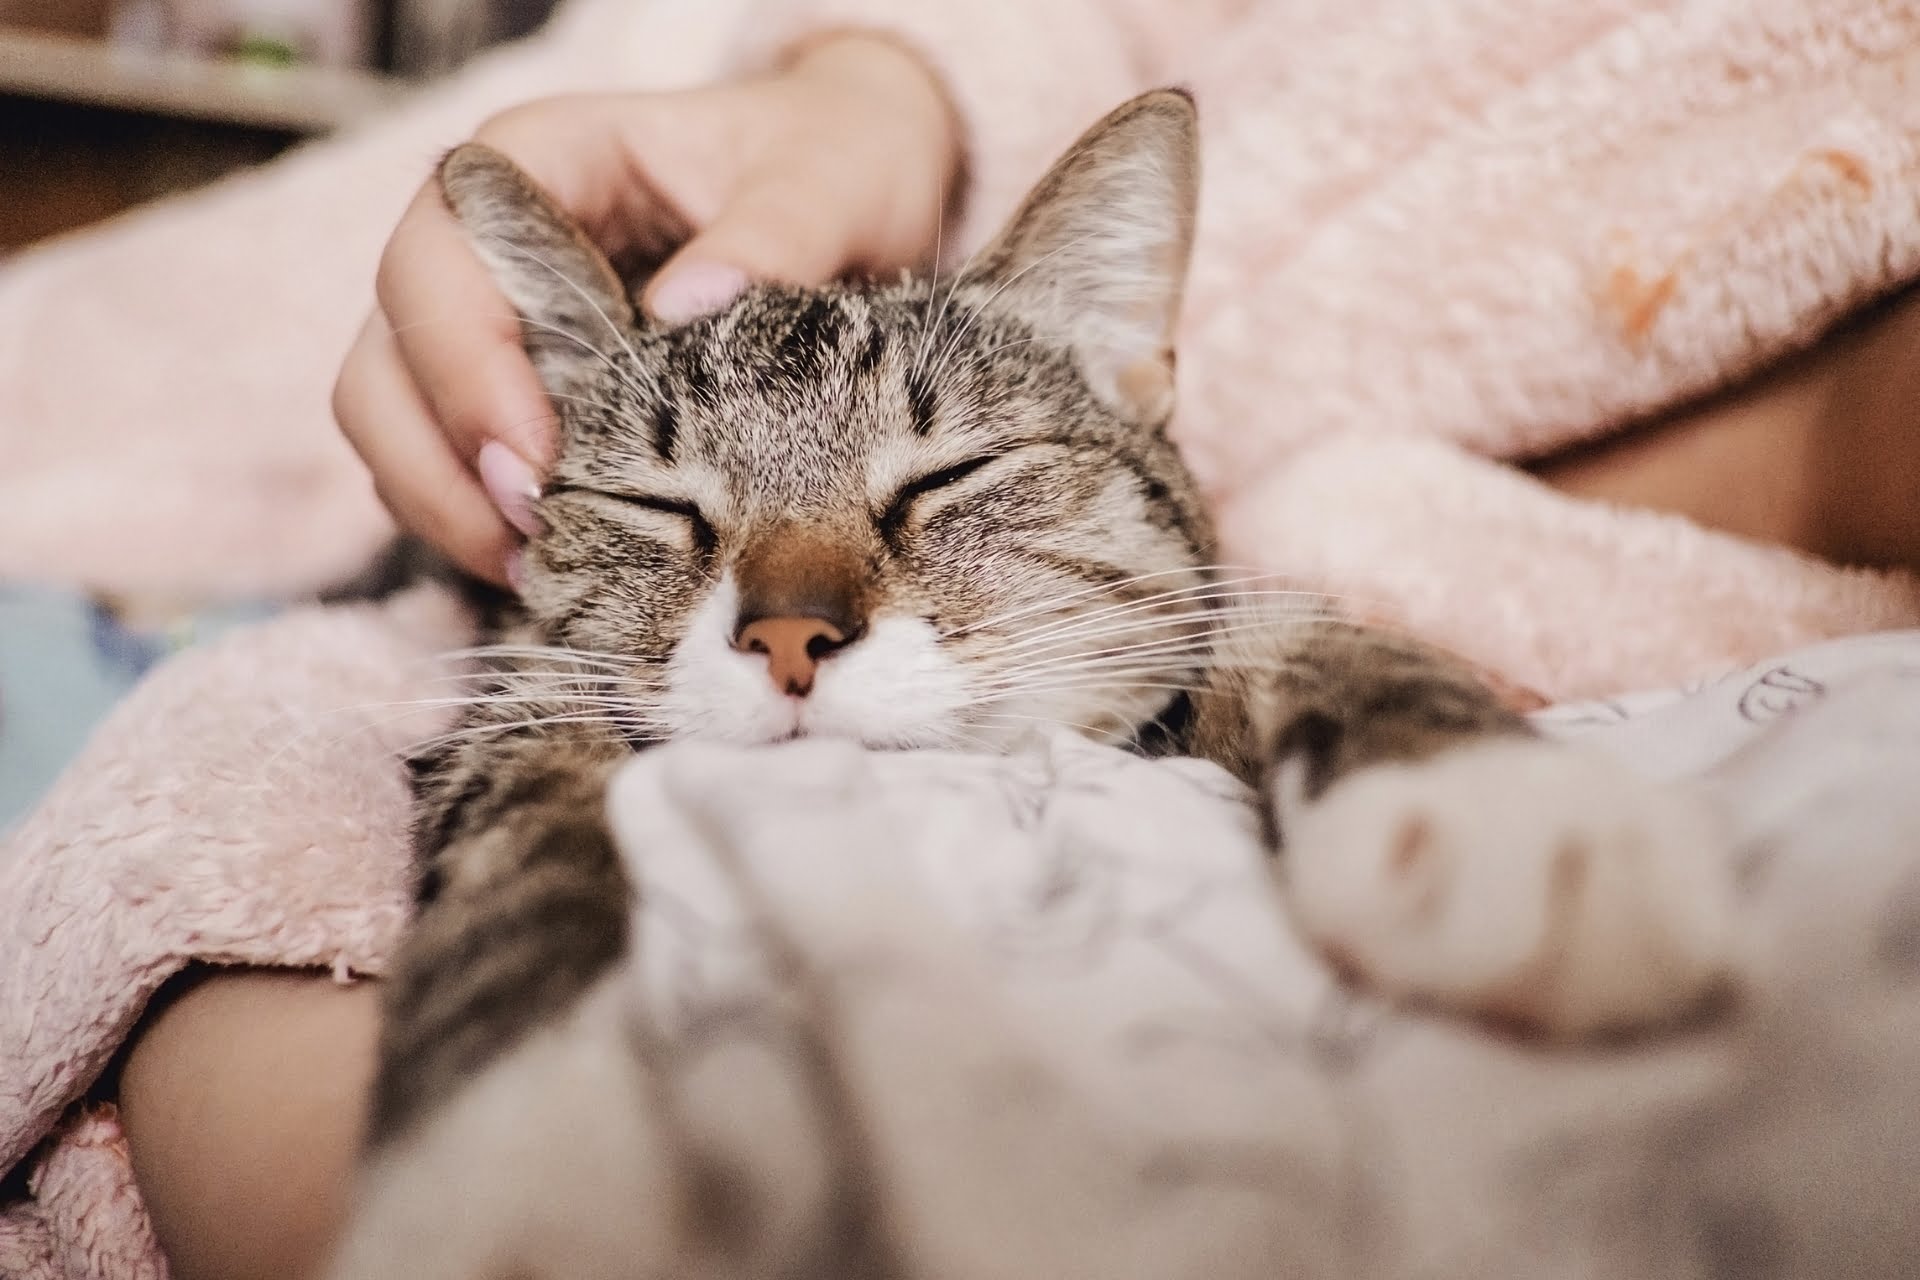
[1276, 738, 1736, 1038]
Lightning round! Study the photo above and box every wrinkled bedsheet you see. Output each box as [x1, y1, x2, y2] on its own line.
[532, 630, 1920, 1279]
[10, 619, 1920, 1278]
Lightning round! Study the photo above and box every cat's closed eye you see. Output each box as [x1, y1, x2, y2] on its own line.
[547, 485, 717, 554]
[879, 455, 1001, 535]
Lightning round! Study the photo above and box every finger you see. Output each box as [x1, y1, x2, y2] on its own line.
[334, 315, 521, 587]
[375, 182, 558, 468]
[644, 164, 867, 323]
[472, 95, 678, 240]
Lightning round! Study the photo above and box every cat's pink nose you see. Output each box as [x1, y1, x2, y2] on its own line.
[733, 616, 852, 697]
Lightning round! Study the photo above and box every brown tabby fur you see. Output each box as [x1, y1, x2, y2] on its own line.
[369, 90, 1528, 1144]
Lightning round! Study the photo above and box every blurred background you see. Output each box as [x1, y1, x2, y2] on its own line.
[0, 0, 566, 825]
[0, 0, 561, 251]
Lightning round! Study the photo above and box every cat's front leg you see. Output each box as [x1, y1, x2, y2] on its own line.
[371, 732, 631, 1144]
[1212, 622, 1737, 1037]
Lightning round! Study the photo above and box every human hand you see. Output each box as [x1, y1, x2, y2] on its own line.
[333, 34, 962, 586]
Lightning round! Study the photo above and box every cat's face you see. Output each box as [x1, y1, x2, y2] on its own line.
[443, 91, 1210, 751]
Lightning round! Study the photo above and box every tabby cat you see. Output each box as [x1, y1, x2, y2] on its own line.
[351, 88, 1733, 1235]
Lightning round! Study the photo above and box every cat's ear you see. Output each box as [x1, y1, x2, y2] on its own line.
[438, 143, 649, 398]
[965, 89, 1199, 427]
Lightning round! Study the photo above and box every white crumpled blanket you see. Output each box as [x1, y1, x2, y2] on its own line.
[340, 629, 1920, 1279]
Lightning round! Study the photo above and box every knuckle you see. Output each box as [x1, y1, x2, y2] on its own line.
[474, 94, 592, 150]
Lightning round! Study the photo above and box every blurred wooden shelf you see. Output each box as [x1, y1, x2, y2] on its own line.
[0, 25, 410, 134]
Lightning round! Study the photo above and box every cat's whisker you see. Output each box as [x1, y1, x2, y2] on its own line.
[989, 572, 1327, 630]
[977, 609, 1317, 667]
[987, 586, 1323, 655]
[908, 175, 952, 378]
[926, 231, 1104, 383]
[912, 185, 1006, 387]
[992, 611, 1322, 667]
[988, 640, 1432, 691]
[975, 336, 1040, 362]
[942, 566, 1250, 639]
[998, 625, 1313, 675]
[369, 311, 651, 422]
[434, 643, 662, 667]
[971, 682, 1203, 711]
[421, 685, 669, 704]
[444, 644, 659, 664]
[478, 235, 642, 370]
[260, 684, 656, 770]
[509, 317, 627, 381]
[319, 696, 559, 719]
[988, 597, 1322, 663]
[346, 693, 652, 715]
[973, 663, 1207, 693]
[981, 618, 1317, 683]
[545, 390, 632, 420]
[966, 709, 1123, 742]
[983, 664, 1206, 698]
[412, 665, 635, 688]
[297, 683, 671, 747]
[943, 565, 1336, 641]
[404, 710, 669, 756]
[509, 316, 655, 407]
[985, 640, 1219, 686]
[977, 671, 1207, 703]
[423, 670, 669, 688]
[282, 699, 650, 757]
[990, 580, 1251, 640]
[978, 651, 1380, 706]
[925, 231, 1095, 380]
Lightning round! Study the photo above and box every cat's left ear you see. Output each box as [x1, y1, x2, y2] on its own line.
[439, 144, 654, 400]
[965, 89, 1199, 427]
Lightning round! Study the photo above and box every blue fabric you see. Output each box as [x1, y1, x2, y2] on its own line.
[0, 587, 275, 834]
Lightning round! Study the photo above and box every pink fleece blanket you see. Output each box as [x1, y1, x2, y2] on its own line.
[6, 1, 1920, 1274]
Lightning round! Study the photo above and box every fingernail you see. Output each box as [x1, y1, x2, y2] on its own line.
[504, 548, 526, 595]
[478, 440, 542, 537]
[649, 262, 748, 325]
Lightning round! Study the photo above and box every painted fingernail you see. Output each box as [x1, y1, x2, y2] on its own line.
[649, 262, 748, 325]
[504, 548, 526, 595]
[478, 440, 542, 537]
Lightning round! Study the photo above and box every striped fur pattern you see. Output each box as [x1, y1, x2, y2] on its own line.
[371, 91, 1731, 1149]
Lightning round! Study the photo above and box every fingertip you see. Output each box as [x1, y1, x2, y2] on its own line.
[477, 440, 545, 538]
[644, 259, 749, 325]
[641, 169, 857, 321]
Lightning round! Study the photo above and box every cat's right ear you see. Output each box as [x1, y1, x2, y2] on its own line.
[438, 144, 645, 400]
[964, 89, 1200, 429]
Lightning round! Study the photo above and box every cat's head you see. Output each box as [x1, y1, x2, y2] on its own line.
[441, 89, 1213, 750]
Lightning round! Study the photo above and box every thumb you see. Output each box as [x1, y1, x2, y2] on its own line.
[642, 166, 875, 325]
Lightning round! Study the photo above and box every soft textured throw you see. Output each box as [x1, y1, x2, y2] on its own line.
[10, 592, 1920, 1276]
[8, 1, 1920, 1274]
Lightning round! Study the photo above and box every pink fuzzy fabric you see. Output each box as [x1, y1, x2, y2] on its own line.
[0, 1108, 165, 1280]
[744, 0, 1920, 695]
[6, 1, 1920, 1274]
[0, 590, 471, 1278]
